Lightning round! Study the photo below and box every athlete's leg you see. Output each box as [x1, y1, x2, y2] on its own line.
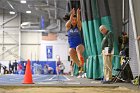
[76, 44, 85, 66]
[69, 48, 81, 67]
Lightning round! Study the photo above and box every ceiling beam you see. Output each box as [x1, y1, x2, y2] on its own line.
[0, 0, 49, 17]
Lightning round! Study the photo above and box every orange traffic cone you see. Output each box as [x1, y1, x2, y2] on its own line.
[23, 59, 34, 84]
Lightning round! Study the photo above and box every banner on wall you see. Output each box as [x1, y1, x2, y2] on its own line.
[46, 46, 53, 59]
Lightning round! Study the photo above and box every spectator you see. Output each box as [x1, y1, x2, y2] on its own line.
[11, 60, 17, 74]
[59, 63, 65, 74]
[11, 62, 14, 74]
[23, 61, 26, 74]
[43, 64, 48, 75]
[47, 65, 54, 74]
[9, 61, 12, 74]
[13, 60, 18, 74]
[18, 63, 23, 75]
[44, 64, 54, 74]
[99, 25, 114, 84]
[2, 65, 7, 74]
[56, 55, 62, 75]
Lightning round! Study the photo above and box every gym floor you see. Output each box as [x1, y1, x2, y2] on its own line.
[0, 74, 139, 93]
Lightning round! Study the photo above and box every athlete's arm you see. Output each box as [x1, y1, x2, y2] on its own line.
[77, 8, 82, 31]
[65, 8, 75, 31]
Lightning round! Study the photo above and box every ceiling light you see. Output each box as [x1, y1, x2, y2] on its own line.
[26, 11, 31, 14]
[9, 11, 15, 14]
[20, 0, 26, 4]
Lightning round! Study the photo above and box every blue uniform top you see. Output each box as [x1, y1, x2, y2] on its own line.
[67, 26, 82, 48]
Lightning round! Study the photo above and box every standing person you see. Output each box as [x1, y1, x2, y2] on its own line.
[56, 56, 61, 75]
[59, 63, 65, 74]
[23, 61, 26, 74]
[17, 63, 22, 75]
[99, 25, 114, 84]
[9, 61, 12, 74]
[65, 8, 84, 69]
[13, 60, 18, 74]
[11, 62, 14, 74]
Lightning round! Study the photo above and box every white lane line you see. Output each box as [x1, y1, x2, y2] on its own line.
[49, 75, 56, 80]
[63, 75, 70, 81]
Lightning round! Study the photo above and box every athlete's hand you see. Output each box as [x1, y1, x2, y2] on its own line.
[77, 8, 80, 15]
[71, 8, 75, 15]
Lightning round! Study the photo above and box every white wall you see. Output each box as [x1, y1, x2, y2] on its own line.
[40, 41, 68, 61]
[0, 9, 20, 61]
[21, 32, 41, 61]
[40, 33, 70, 72]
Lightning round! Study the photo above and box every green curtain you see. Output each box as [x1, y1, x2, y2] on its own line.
[73, 63, 79, 76]
[80, 0, 121, 79]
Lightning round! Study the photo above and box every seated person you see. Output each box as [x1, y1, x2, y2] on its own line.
[59, 63, 65, 74]
[44, 64, 54, 74]
[17, 63, 23, 75]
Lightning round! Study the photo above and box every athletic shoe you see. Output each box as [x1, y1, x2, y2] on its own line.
[101, 80, 112, 84]
[82, 73, 87, 78]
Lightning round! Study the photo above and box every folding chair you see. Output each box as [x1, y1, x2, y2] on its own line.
[112, 57, 131, 83]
